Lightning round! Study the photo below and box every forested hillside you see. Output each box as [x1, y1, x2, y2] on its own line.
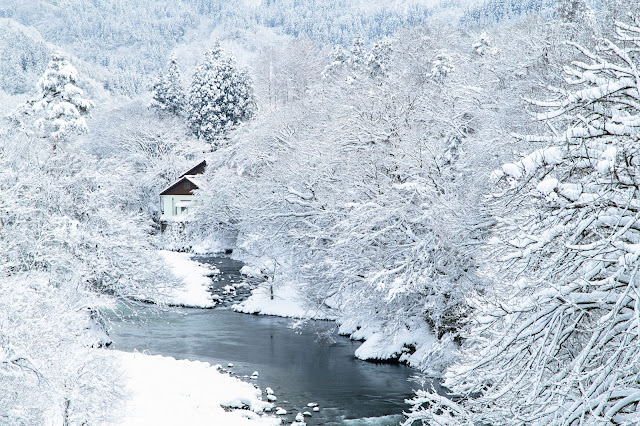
[3, 0, 640, 424]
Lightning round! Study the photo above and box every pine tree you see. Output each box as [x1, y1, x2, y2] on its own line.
[150, 55, 185, 116]
[11, 51, 93, 147]
[186, 43, 256, 144]
[367, 39, 392, 78]
[348, 36, 367, 71]
[557, 0, 588, 23]
[321, 45, 350, 80]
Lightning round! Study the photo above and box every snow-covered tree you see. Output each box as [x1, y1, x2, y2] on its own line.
[367, 39, 392, 78]
[189, 28, 518, 371]
[11, 51, 93, 147]
[321, 45, 350, 80]
[472, 32, 497, 56]
[407, 19, 640, 425]
[186, 43, 256, 144]
[0, 59, 179, 424]
[150, 55, 185, 116]
[557, 0, 589, 24]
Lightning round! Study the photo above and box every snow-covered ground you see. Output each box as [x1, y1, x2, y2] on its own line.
[231, 260, 452, 368]
[234, 280, 335, 320]
[158, 250, 218, 308]
[340, 320, 456, 372]
[114, 350, 279, 425]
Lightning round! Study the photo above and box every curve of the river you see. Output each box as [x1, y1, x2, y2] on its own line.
[108, 256, 422, 425]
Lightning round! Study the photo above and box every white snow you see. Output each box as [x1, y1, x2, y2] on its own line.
[536, 177, 559, 195]
[597, 146, 617, 175]
[501, 147, 565, 180]
[158, 250, 216, 308]
[114, 351, 278, 425]
[240, 265, 263, 277]
[234, 280, 335, 319]
[501, 162, 522, 179]
[347, 320, 455, 372]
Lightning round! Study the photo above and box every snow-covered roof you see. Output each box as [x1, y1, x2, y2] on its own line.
[179, 160, 207, 178]
[185, 175, 204, 188]
[159, 175, 204, 196]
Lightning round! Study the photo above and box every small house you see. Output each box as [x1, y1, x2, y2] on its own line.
[160, 160, 206, 223]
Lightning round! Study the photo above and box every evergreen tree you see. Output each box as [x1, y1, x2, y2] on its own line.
[186, 43, 256, 144]
[11, 51, 93, 147]
[557, 0, 589, 23]
[348, 35, 367, 71]
[150, 55, 185, 116]
[321, 45, 350, 80]
[367, 39, 392, 78]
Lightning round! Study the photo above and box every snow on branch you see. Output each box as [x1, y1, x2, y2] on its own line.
[414, 18, 640, 426]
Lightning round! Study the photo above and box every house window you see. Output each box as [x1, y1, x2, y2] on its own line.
[184, 182, 191, 190]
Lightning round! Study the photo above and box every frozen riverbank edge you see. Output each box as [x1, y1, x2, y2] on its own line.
[113, 350, 278, 425]
[156, 248, 455, 369]
[114, 249, 433, 424]
[227, 254, 456, 371]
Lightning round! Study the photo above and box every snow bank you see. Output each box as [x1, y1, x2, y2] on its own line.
[340, 320, 456, 373]
[158, 250, 217, 308]
[191, 231, 237, 254]
[240, 265, 263, 277]
[114, 351, 278, 425]
[234, 281, 335, 320]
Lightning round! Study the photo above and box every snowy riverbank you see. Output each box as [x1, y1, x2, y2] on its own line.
[233, 279, 336, 320]
[114, 351, 278, 425]
[157, 248, 454, 371]
[157, 250, 218, 308]
[232, 258, 455, 371]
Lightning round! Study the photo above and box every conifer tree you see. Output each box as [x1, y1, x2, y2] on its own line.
[186, 43, 256, 144]
[11, 51, 93, 147]
[150, 55, 185, 116]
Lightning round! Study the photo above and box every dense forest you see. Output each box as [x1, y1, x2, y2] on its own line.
[3, 0, 640, 424]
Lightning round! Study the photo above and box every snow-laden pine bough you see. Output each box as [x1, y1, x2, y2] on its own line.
[405, 18, 640, 425]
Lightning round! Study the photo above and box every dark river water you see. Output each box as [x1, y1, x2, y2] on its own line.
[107, 256, 421, 425]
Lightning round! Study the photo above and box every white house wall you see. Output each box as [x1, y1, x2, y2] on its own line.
[161, 194, 195, 218]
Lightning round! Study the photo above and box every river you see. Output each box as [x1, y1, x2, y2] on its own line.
[107, 256, 421, 425]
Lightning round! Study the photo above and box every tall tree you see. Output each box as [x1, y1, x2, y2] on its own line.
[10, 51, 93, 147]
[186, 43, 256, 144]
[407, 19, 640, 426]
[150, 55, 185, 116]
